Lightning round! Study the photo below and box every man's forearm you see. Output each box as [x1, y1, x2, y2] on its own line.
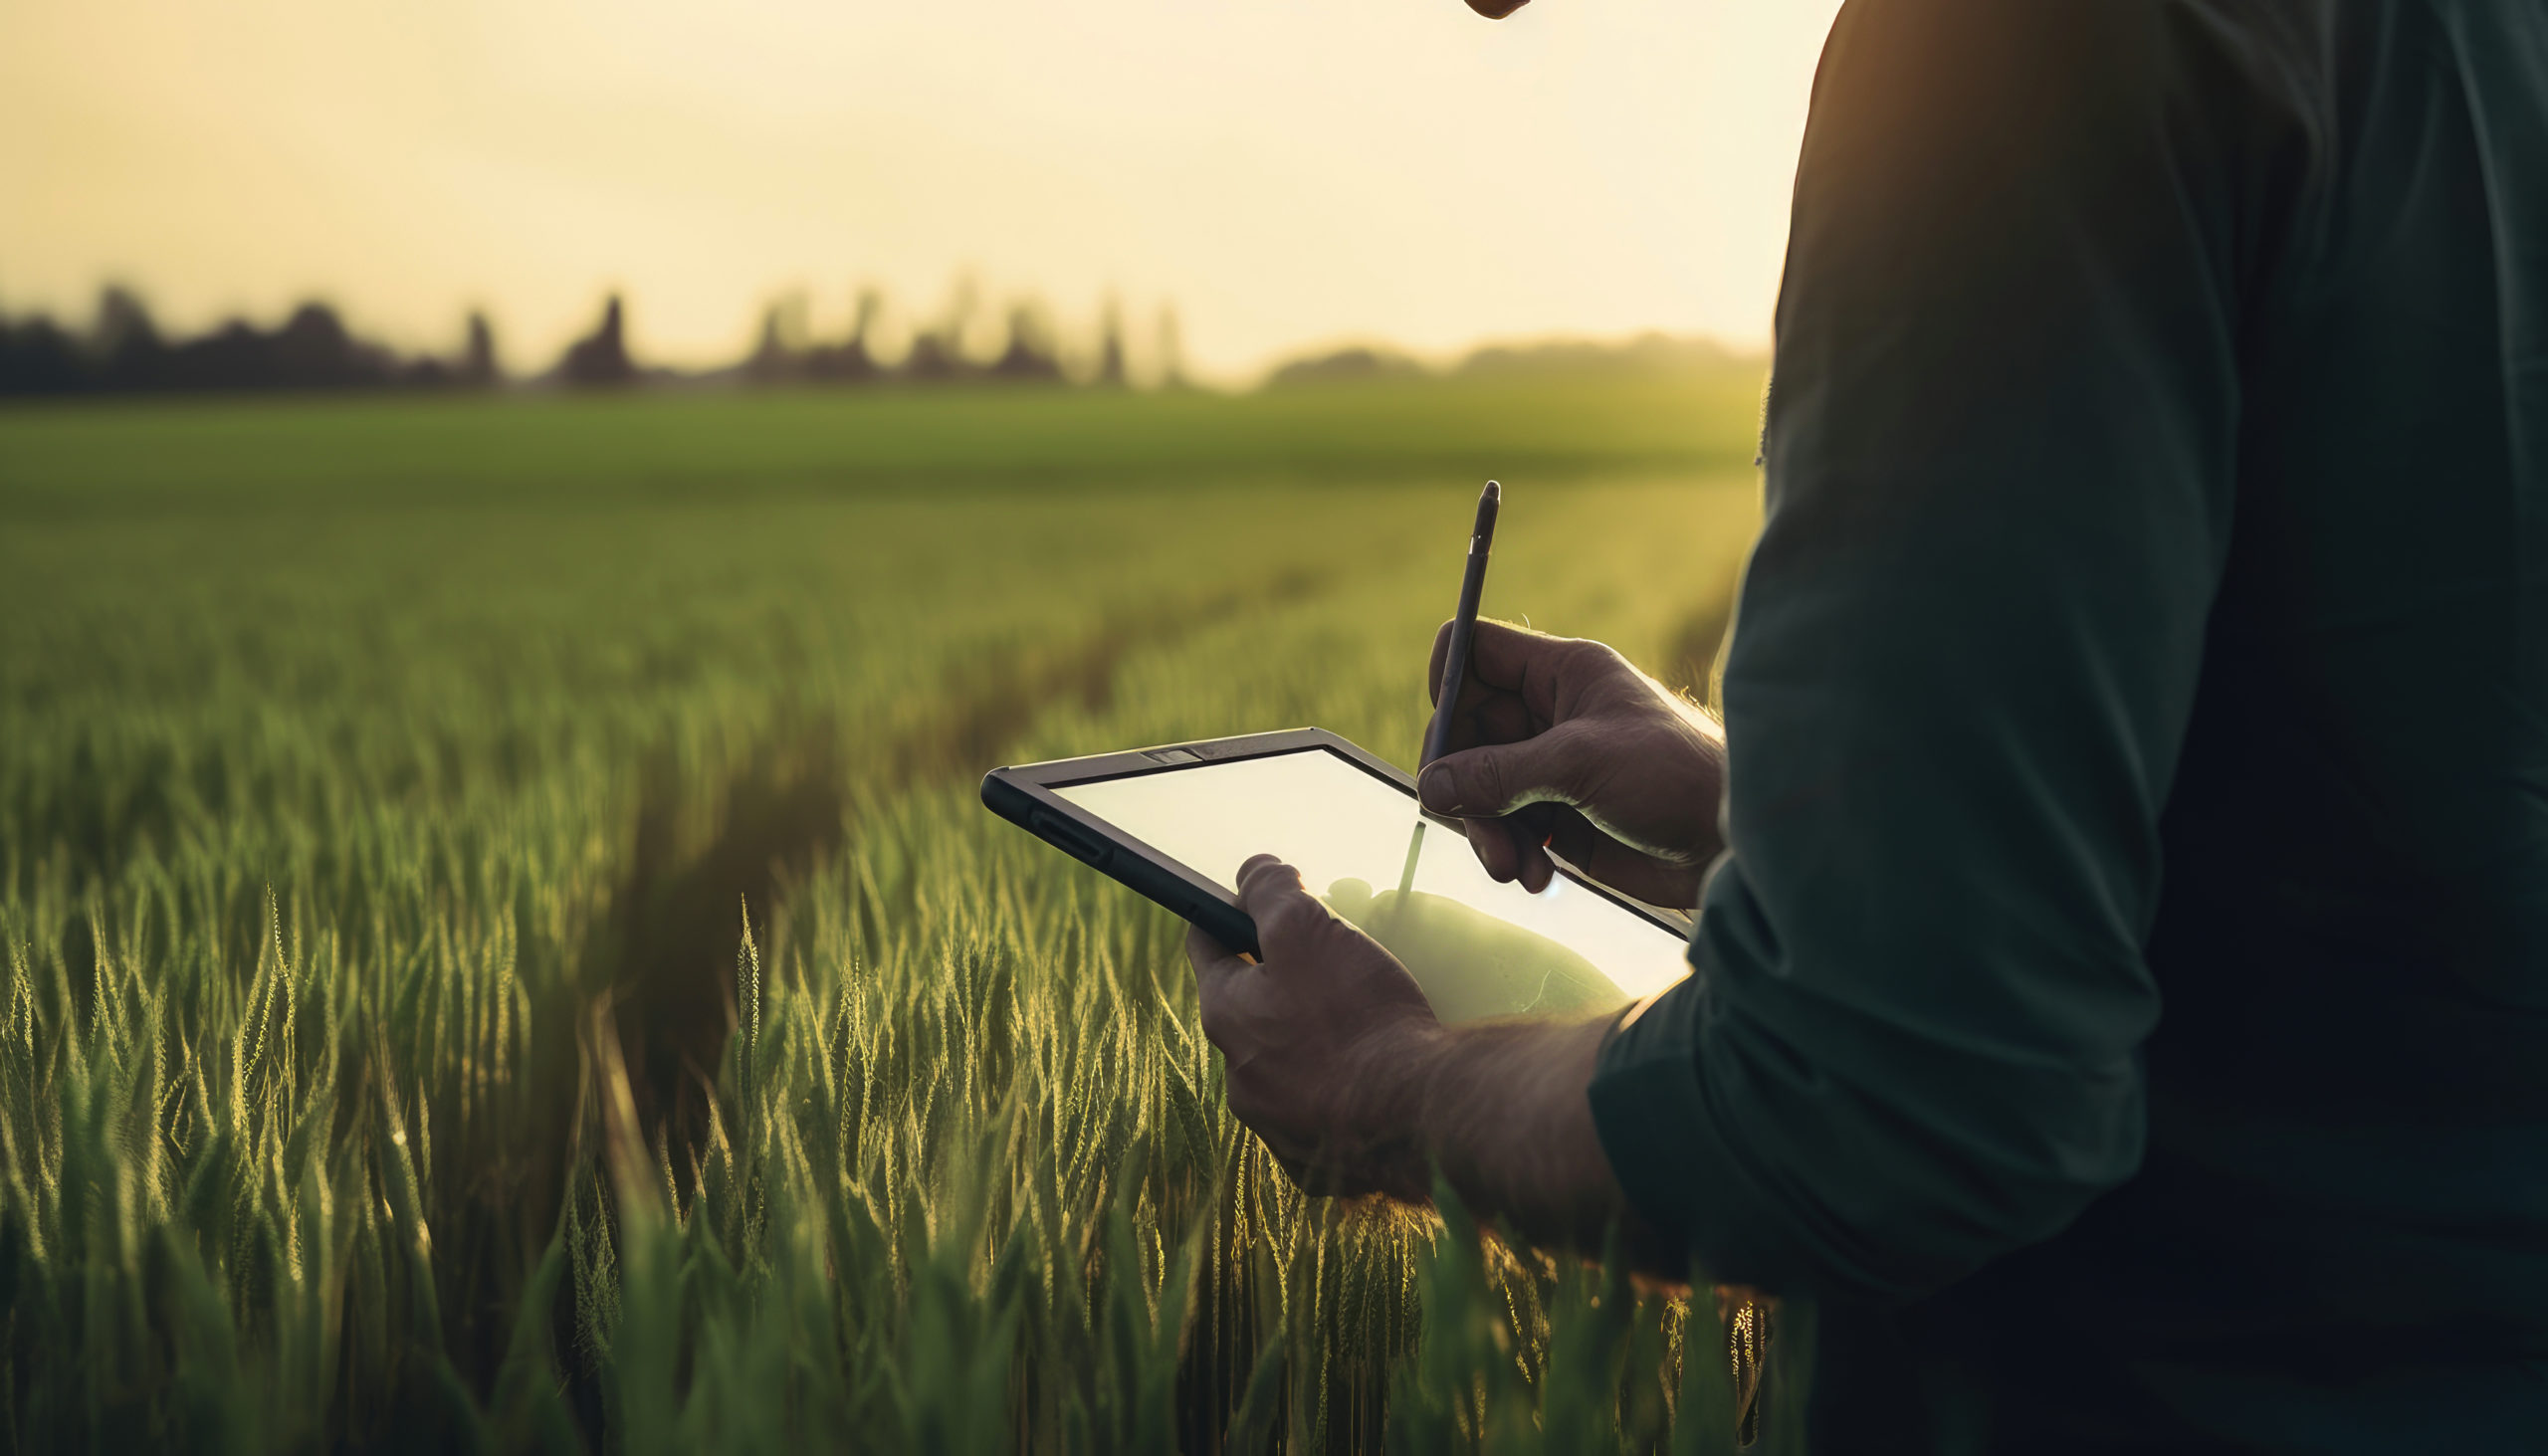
[1364, 1014, 1682, 1275]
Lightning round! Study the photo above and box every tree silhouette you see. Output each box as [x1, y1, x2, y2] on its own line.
[0, 287, 448, 394]
[1156, 304, 1186, 390]
[745, 307, 796, 384]
[904, 277, 981, 383]
[94, 287, 168, 389]
[460, 312, 501, 387]
[1, 280, 1230, 398]
[988, 301, 1064, 383]
[1095, 296, 1128, 388]
[0, 311, 83, 394]
[803, 288, 883, 383]
[1266, 343, 1423, 388]
[267, 304, 394, 387]
[558, 295, 637, 386]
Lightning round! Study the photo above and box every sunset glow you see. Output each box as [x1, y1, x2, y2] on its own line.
[1, 0, 1840, 377]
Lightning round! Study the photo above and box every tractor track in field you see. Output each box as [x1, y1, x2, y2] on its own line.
[585, 561, 1334, 1162]
[537, 561, 1334, 1443]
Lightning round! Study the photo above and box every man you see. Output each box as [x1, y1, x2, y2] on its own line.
[1184, 2, 2548, 1450]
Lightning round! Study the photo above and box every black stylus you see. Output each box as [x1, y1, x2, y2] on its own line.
[1397, 480, 1501, 895]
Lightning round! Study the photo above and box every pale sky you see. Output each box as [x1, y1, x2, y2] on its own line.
[0, 0, 1841, 380]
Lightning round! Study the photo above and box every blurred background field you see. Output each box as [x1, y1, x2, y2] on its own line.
[0, 366, 1762, 506]
[0, 361, 1789, 1452]
[1, 0, 1840, 1443]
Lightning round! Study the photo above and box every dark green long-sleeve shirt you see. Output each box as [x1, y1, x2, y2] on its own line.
[1586, 2, 2548, 1449]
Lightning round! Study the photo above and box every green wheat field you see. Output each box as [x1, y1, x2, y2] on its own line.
[0, 369, 1797, 1453]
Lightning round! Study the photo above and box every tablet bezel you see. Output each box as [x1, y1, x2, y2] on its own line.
[980, 727, 1694, 961]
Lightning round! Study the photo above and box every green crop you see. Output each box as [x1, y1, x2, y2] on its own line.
[0, 375, 1804, 1452]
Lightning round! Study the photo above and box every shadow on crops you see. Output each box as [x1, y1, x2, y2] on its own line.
[550, 567, 1332, 1448]
[587, 565, 1332, 1158]
[591, 721, 847, 1156]
[897, 565, 1328, 785]
[19, 733, 185, 903]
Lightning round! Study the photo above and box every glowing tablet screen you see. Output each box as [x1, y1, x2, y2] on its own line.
[1056, 747, 1690, 1021]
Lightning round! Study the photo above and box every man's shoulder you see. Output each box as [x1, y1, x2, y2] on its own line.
[1831, 0, 2328, 77]
[1816, 0, 2334, 189]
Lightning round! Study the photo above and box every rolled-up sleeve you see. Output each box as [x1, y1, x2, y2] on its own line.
[1589, 0, 2251, 1299]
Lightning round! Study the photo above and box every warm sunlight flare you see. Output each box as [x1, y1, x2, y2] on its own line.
[0, 0, 1838, 377]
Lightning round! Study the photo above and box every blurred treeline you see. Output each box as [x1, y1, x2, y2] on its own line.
[0, 287, 501, 396]
[1266, 333, 1748, 387]
[0, 283, 1162, 398]
[0, 279, 1743, 399]
[736, 280, 1172, 389]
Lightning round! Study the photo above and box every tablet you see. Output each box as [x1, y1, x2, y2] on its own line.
[981, 728, 1693, 1022]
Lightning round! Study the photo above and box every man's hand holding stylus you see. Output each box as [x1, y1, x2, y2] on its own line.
[1420, 619, 1728, 911]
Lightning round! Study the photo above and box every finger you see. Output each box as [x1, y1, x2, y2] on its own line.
[1544, 808, 1659, 885]
[1234, 855, 1329, 952]
[1431, 685, 1536, 764]
[1461, 814, 1522, 883]
[1462, 691, 1537, 747]
[1516, 835, 1556, 894]
[1431, 619, 1546, 727]
[1235, 852, 1295, 889]
[1544, 812, 1703, 909]
[1493, 805, 1558, 894]
[1416, 721, 1595, 818]
[1184, 922, 1251, 1040]
[1463, 619, 1583, 722]
[1185, 920, 1249, 987]
[1544, 806, 1633, 883]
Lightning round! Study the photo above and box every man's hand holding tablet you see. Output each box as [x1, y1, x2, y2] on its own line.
[1171, 616, 1725, 1272]
[1183, 853, 1679, 1271]
[1180, 855, 1439, 1199]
